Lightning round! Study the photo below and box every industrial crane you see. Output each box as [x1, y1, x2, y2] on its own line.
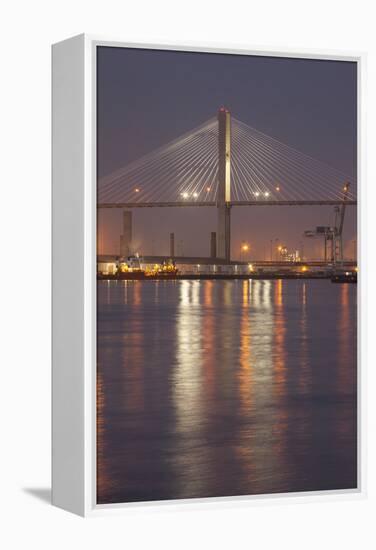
[304, 182, 350, 264]
[335, 182, 350, 259]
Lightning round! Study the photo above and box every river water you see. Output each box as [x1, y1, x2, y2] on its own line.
[97, 279, 357, 504]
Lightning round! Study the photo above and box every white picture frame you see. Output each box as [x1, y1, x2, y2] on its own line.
[52, 34, 366, 517]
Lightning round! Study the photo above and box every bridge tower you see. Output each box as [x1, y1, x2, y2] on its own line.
[217, 107, 231, 261]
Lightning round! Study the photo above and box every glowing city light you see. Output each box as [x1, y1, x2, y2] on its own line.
[264, 191, 270, 197]
[134, 188, 140, 193]
[254, 192, 260, 197]
[181, 192, 189, 199]
[193, 192, 199, 198]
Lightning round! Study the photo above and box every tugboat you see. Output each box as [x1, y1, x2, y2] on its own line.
[149, 259, 179, 278]
[98, 255, 179, 280]
[116, 254, 146, 279]
[331, 269, 357, 283]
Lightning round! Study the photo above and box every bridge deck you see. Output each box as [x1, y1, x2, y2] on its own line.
[98, 200, 357, 209]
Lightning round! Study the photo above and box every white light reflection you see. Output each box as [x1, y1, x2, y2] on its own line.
[298, 282, 311, 394]
[237, 280, 286, 491]
[249, 279, 272, 309]
[172, 281, 208, 497]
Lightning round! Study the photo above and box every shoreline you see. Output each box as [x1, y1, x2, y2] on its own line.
[98, 273, 357, 282]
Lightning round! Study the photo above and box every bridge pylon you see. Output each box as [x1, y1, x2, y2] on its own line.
[217, 107, 231, 261]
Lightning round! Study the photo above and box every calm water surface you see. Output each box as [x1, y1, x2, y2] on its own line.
[97, 279, 357, 504]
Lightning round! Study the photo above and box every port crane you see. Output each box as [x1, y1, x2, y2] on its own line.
[304, 182, 350, 263]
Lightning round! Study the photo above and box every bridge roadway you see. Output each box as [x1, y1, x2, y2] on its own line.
[98, 200, 357, 209]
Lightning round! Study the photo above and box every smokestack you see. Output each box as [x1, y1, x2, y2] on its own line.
[210, 231, 217, 259]
[120, 210, 133, 257]
[170, 232, 175, 257]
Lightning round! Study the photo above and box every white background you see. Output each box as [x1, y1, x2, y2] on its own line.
[1, 0, 375, 547]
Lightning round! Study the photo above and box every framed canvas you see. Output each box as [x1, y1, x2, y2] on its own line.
[52, 34, 366, 516]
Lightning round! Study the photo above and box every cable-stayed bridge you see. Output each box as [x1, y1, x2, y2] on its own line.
[98, 108, 356, 261]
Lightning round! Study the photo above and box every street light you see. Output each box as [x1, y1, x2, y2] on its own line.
[276, 243, 283, 262]
[240, 242, 250, 262]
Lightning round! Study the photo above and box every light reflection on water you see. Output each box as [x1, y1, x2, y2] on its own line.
[97, 279, 357, 504]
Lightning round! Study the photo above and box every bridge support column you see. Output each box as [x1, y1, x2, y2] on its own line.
[120, 210, 133, 257]
[217, 107, 231, 261]
[217, 206, 231, 261]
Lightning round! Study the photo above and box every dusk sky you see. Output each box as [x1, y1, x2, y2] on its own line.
[97, 46, 357, 259]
